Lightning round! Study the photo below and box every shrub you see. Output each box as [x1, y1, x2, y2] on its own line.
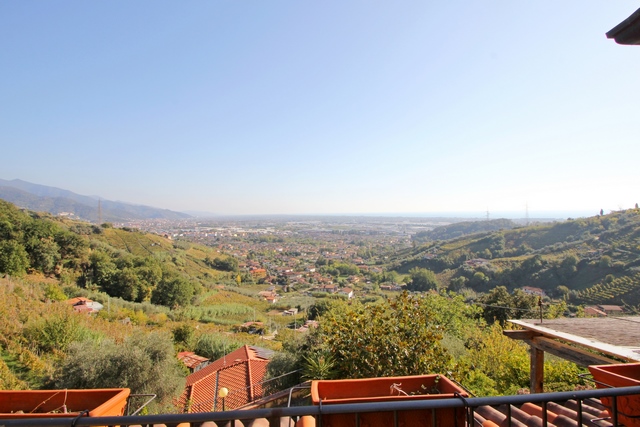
[194, 334, 241, 361]
[55, 331, 185, 411]
[24, 308, 91, 352]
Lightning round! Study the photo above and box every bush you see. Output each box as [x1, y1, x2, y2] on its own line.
[310, 292, 451, 378]
[0, 241, 29, 277]
[24, 308, 92, 352]
[194, 334, 241, 361]
[55, 331, 185, 411]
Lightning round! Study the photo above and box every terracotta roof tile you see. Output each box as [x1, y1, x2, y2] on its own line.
[178, 352, 210, 370]
[177, 345, 271, 413]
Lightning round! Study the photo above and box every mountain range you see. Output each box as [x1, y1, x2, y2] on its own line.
[0, 179, 191, 222]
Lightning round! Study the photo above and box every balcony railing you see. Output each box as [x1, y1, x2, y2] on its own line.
[1, 385, 639, 427]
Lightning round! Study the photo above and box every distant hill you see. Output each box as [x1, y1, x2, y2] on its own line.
[0, 179, 190, 222]
[412, 218, 518, 242]
[392, 209, 640, 309]
[0, 198, 231, 305]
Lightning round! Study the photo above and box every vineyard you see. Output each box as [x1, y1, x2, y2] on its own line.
[573, 273, 640, 307]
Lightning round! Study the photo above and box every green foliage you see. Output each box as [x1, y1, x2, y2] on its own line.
[420, 292, 484, 339]
[205, 256, 239, 272]
[55, 331, 185, 411]
[413, 219, 517, 243]
[194, 334, 241, 361]
[172, 323, 196, 348]
[573, 272, 640, 306]
[407, 267, 439, 291]
[0, 358, 27, 390]
[478, 286, 538, 326]
[457, 324, 587, 396]
[458, 324, 530, 395]
[310, 292, 451, 378]
[302, 352, 337, 381]
[558, 255, 579, 280]
[265, 351, 302, 393]
[0, 240, 29, 276]
[307, 299, 339, 320]
[44, 283, 67, 302]
[24, 308, 92, 352]
[178, 303, 254, 323]
[151, 275, 196, 307]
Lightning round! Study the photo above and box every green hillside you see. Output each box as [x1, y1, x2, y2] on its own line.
[0, 200, 234, 306]
[0, 199, 600, 401]
[393, 209, 640, 309]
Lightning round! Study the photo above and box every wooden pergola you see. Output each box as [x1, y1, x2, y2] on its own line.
[505, 317, 640, 393]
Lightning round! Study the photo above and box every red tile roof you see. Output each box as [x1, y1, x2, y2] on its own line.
[177, 345, 272, 413]
[66, 297, 92, 306]
[177, 351, 210, 371]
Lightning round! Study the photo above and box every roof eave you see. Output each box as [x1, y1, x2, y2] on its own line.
[607, 7, 640, 45]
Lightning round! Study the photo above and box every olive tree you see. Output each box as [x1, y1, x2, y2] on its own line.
[55, 331, 184, 410]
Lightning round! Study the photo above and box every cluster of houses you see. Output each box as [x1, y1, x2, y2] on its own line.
[584, 304, 625, 317]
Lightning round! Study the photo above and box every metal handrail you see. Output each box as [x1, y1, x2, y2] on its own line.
[126, 393, 156, 416]
[1, 385, 639, 427]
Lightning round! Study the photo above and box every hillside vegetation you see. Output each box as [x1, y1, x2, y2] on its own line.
[0, 199, 635, 407]
[393, 209, 640, 309]
[0, 199, 233, 307]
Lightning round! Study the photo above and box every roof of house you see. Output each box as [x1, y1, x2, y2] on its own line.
[177, 351, 210, 370]
[65, 297, 92, 306]
[598, 305, 624, 312]
[585, 306, 607, 317]
[607, 7, 640, 45]
[178, 345, 273, 413]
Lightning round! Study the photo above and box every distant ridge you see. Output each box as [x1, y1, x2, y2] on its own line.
[183, 210, 220, 218]
[0, 179, 191, 222]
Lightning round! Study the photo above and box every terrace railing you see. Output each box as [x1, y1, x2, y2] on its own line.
[1, 385, 639, 427]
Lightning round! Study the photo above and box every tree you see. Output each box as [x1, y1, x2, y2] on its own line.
[470, 271, 489, 289]
[558, 255, 578, 280]
[55, 331, 184, 410]
[151, 275, 195, 307]
[172, 323, 196, 349]
[44, 283, 67, 302]
[30, 237, 61, 275]
[206, 256, 238, 272]
[478, 286, 513, 326]
[479, 287, 538, 326]
[600, 255, 612, 269]
[89, 250, 117, 290]
[308, 292, 451, 378]
[0, 240, 29, 276]
[264, 352, 302, 394]
[449, 276, 468, 292]
[406, 267, 439, 292]
[556, 285, 570, 300]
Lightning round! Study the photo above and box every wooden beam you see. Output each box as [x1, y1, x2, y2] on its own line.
[530, 346, 544, 393]
[529, 336, 619, 367]
[503, 330, 539, 340]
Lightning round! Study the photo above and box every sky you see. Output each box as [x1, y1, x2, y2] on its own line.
[2, 1, 640, 218]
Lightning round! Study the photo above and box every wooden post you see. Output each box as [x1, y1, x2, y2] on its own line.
[530, 346, 544, 393]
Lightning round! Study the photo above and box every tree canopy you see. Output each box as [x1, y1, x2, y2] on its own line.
[308, 292, 451, 379]
[407, 267, 439, 292]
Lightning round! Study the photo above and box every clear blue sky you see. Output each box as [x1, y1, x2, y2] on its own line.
[2, 1, 639, 217]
